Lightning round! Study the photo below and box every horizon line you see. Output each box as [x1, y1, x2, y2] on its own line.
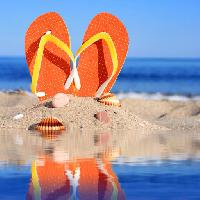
[0, 56, 200, 60]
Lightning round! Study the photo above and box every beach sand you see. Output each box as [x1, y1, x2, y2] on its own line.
[0, 92, 160, 131]
[1, 91, 200, 164]
[123, 98, 200, 131]
[1, 91, 200, 132]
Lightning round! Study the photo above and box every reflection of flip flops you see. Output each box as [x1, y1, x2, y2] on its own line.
[76, 13, 129, 97]
[30, 160, 70, 200]
[25, 12, 73, 100]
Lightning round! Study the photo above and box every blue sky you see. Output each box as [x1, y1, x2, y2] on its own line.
[0, 0, 200, 58]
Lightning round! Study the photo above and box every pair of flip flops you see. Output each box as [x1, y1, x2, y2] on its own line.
[25, 12, 129, 101]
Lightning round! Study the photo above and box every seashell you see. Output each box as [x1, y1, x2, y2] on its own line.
[13, 113, 24, 120]
[52, 93, 70, 108]
[97, 93, 121, 107]
[36, 117, 65, 132]
[94, 111, 111, 123]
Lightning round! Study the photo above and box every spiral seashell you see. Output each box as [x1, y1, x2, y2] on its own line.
[36, 117, 65, 132]
[97, 93, 121, 107]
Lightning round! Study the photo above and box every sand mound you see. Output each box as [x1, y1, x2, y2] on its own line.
[0, 93, 160, 130]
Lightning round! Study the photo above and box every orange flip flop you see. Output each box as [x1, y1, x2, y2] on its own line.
[25, 12, 129, 100]
[75, 12, 129, 97]
[25, 12, 73, 101]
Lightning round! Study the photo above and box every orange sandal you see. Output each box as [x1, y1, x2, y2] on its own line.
[25, 12, 74, 101]
[75, 12, 129, 97]
[25, 12, 129, 100]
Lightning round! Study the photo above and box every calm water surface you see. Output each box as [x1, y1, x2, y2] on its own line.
[0, 130, 200, 199]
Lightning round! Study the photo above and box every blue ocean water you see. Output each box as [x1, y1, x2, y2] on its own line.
[0, 161, 200, 199]
[114, 161, 200, 200]
[1, 57, 200, 98]
[115, 58, 200, 96]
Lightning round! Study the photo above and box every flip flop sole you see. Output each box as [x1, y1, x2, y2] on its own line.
[25, 12, 71, 100]
[77, 13, 129, 97]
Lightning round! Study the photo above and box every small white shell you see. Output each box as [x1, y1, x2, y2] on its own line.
[13, 114, 24, 120]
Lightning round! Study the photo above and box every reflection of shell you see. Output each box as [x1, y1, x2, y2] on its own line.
[97, 93, 121, 107]
[36, 117, 65, 132]
[39, 131, 62, 140]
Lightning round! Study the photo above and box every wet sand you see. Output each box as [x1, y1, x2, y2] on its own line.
[0, 129, 200, 164]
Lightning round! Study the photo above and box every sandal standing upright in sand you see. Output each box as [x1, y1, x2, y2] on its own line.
[25, 12, 74, 100]
[25, 12, 129, 100]
[76, 13, 129, 97]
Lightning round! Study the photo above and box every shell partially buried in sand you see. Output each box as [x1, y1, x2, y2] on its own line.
[52, 93, 70, 108]
[97, 93, 121, 107]
[36, 117, 65, 132]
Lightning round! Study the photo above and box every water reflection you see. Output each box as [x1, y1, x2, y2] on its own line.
[27, 157, 125, 200]
[26, 130, 125, 199]
[1, 129, 200, 164]
[1, 129, 200, 199]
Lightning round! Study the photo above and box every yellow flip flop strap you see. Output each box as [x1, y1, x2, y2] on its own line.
[31, 161, 41, 200]
[31, 33, 75, 95]
[76, 32, 118, 96]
